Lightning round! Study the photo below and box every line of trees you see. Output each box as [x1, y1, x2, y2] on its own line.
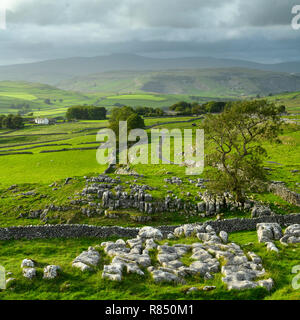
[0, 114, 24, 129]
[135, 106, 165, 117]
[66, 106, 107, 120]
[169, 101, 228, 115]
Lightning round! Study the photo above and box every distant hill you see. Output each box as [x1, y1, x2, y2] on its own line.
[57, 68, 300, 97]
[0, 54, 300, 85]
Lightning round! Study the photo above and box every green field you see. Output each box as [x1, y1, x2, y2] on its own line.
[0, 81, 221, 118]
[266, 91, 300, 114]
[0, 117, 298, 230]
[0, 92, 37, 100]
[0, 107, 299, 301]
[2, 79, 299, 121]
[106, 94, 166, 101]
[0, 81, 96, 117]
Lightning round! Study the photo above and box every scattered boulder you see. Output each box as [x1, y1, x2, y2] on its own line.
[251, 205, 272, 218]
[256, 223, 282, 243]
[151, 269, 182, 283]
[72, 247, 100, 271]
[21, 259, 35, 268]
[23, 268, 36, 279]
[72, 261, 92, 272]
[203, 286, 216, 291]
[186, 287, 199, 294]
[280, 224, 300, 244]
[226, 280, 258, 291]
[257, 278, 274, 291]
[266, 242, 279, 253]
[219, 231, 228, 244]
[43, 265, 61, 279]
[138, 226, 163, 240]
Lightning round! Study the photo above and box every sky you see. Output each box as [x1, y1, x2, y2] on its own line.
[0, 0, 299, 65]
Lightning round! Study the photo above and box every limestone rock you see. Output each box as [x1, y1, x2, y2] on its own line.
[72, 262, 93, 272]
[23, 268, 36, 279]
[72, 247, 100, 271]
[219, 231, 228, 244]
[280, 224, 300, 244]
[251, 206, 272, 218]
[151, 269, 182, 283]
[226, 280, 258, 290]
[266, 242, 279, 253]
[186, 287, 199, 294]
[138, 226, 163, 240]
[203, 286, 216, 291]
[257, 223, 282, 243]
[43, 265, 61, 279]
[21, 259, 35, 268]
[258, 278, 274, 291]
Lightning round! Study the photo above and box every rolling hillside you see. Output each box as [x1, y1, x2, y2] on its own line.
[0, 81, 208, 117]
[58, 68, 300, 97]
[1, 73, 300, 118]
[0, 81, 96, 116]
[266, 91, 300, 113]
[0, 54, 300, 86]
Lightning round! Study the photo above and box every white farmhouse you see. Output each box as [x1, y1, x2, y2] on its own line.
[34, 118, 49, 125]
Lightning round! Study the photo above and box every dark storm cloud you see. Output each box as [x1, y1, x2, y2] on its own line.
[0, 0, 299, 65]
[7, 0, 296, 28]
[236, 0, 297, 27]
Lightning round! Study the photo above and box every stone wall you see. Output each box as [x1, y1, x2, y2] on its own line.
[269, 183, 300, 207]
[0, 213, 299, 241]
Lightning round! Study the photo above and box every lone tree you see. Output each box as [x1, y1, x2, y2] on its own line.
[203, 100, 282, 203]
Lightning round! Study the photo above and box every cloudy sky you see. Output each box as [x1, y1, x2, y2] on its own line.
[0, 0, 299, 65]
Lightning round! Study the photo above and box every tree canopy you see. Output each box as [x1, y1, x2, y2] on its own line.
[109, 106, 145, 136]
[66, 106, 107, 120]
[135, 106, 164, 117]
[203, 100, 282, 202]
[169, 100, 227, 115]
[0, 114, 24, 129]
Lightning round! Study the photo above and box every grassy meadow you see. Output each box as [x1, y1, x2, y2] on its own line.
[0, 95, 299, 300]
[266, 91, 300, 114]
[0, 116, 298, 230]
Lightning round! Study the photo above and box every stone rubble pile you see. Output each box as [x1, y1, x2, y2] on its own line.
[15, 174, 278, 221]
[280, 224, 300, 244]
[256, 223, 300, 252]
[67, 225, 274, 291]
[74, 174, 268, 218]
[20, 258, 62, 280]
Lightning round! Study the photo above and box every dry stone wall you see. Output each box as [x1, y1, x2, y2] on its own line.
[0, 213, 299, 241]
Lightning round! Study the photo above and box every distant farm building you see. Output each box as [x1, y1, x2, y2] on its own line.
[34, 118, 49, 125]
